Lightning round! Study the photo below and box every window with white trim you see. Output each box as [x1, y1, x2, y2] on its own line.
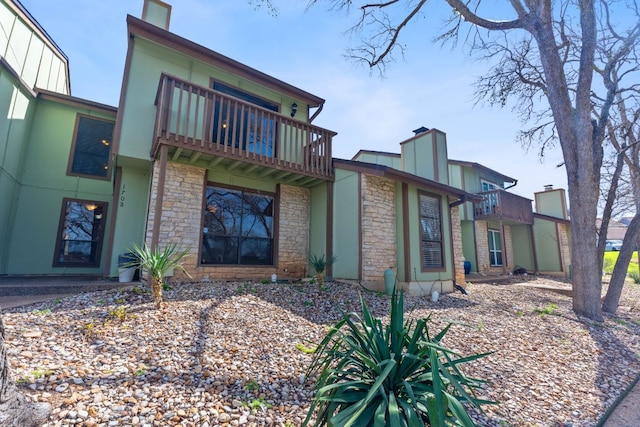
[488, 229, 503, 266]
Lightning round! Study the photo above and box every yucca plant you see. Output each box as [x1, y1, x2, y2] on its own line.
[309, 253, 338, 292]
[303, 289, 494, 426]
[127, 242, 191, 309]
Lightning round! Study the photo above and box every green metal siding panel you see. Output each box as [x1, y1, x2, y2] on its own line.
[332, 168, 359, 279]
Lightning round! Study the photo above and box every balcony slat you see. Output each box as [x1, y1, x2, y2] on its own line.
[153, 74, 335, 180]
[473, 189, 533, 224]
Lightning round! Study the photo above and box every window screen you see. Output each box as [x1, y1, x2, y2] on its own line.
[419, 193, 443, 269]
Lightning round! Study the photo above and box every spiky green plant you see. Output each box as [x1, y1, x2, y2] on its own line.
[303, 290, 494, 427]
[127, 242, 191, 309]
[308, 253, 338, 292]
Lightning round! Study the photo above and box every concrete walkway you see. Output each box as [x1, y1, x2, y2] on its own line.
[0, 275, 129, 310]
[600, 375, 640, 427]
[1, 275, 639, 425]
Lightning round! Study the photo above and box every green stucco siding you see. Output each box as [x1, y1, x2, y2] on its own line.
[461, 220, 476, 273]
[533, 217, 561, 272]
[435, 132, 449, 185]
[406, 184, 453, 283]
[119, 38, 307, 161]
[332, 168, 359, 279]
[511, 224, 535, 271]
[5, 98, 115, 274]
[108, 166, 151, 276]
[309, 183, 327, 275]
[353, 152, 401, 169]
[0, 71, 35, 272]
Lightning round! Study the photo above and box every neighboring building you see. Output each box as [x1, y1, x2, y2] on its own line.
[0, 0, 571, 294]
[449, 157, 571, 277]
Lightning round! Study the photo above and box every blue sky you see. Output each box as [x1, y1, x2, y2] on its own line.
[20, 0, 569, 200]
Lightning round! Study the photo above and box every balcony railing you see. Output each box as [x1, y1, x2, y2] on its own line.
[152, 74, 336, 179]
[473, 189, 533, 224]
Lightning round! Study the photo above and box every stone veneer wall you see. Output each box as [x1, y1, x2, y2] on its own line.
[146, 161, 204, 279]
[361, 174, 396, 285]
[146, 163, 311, 281]
[277, 185, 310, 278]
[474, 221, 490, 273]
[450, 205, 465, 285]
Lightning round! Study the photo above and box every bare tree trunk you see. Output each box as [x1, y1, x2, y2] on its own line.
[567, 172, 604, 322]
[0, 312, 50, 427]
[603, 213, 640, 313]
[151, 278, 163, 310]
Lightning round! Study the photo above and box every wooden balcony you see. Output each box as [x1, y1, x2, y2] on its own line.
[152, 74, 336, 181]
[473, 189, 533, 224]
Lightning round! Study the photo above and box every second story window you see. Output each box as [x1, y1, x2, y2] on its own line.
[211, 82, 279, 156]
[68, 115, 114, 179]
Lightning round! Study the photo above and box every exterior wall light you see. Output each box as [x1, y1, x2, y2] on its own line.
[290, 102, 298, 117]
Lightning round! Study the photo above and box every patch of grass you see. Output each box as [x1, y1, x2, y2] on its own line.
[534, 303, 559, 318]
[134, 368, 146, 376]
[244, 379, 260, 391]
[295, 343, 317, 354]
[629, 272, 640, 284]
[53, 298, 62, 305]
[603, 251, 639, 275]
[109, 305, 133, 322]
[31, 308, 51, 316]
[243, 398, 272, 413]
[302, 300, 313, 307]
[612, 317, 628, 326]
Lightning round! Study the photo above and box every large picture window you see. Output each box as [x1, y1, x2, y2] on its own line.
[68, 115, 114, 179]
[418, 192, 444, 270]
[201, 185, 274, 265]
[488, 229, 503, 266]
[211, 82, 279, 156]
[53, 199, 107, 267]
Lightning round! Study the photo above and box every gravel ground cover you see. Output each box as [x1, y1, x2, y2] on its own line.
[3, 276, 640, 427]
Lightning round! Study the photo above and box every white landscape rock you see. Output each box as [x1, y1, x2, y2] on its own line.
[2, 278, 639, 426]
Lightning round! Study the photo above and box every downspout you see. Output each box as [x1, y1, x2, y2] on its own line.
[309, 101, 325, 123]
[504, 179, 518, 190]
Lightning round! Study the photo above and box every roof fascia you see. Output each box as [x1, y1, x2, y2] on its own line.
[448, 159, 517, 185]
[334, 158, 481, 201]
[37, 89, 117, 115]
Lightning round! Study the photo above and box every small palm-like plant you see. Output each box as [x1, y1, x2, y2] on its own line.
[127, 242, 191, 309]
[303, 289, 494, 426]
[308, 253, 337, 292]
